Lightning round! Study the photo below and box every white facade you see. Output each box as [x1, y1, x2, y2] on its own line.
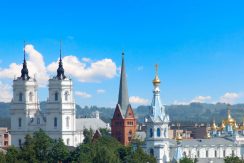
[10, 54, 83, 147]
[143, 67, 244, 163]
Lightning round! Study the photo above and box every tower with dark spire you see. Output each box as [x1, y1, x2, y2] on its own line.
[20, 43, 30, 80]
[56, 42, 66, 80]
[111, 52, 136, 145]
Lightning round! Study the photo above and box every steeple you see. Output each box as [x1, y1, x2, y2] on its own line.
[56, 41, 66, 80]
[20, 42, 30, 80]
[150, 64, 168, 121]
[118, 52, 130, 114]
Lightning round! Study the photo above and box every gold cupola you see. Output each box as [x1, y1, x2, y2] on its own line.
[223, 105, 236, 125]
[153, 64, 160, 85]
[211, 120, 218, 130]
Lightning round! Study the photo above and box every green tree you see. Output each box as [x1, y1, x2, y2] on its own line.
[49, 138, 69, 162]
[180, 157, 197, 163]
[19, 134, 38, 163]
[6, 146, 19, 163]
[32, 129, 53, 162]
[0, 152, 6, 163]
[93, 145, 120, 163]
[83, 128, 94, 144]
[130, 147, 156, 163]
[224, 155, 243, 163]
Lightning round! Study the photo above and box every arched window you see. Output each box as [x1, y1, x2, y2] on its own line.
[157, 128, 161, 137]
[150, 128, 153, 137]
[232, 150, 235, 156]
[223, 150, 226, 157]
[18, 139, 22, 146]
[18, 118, 22, 127]
[150, 148, 154, 156]
[29, 92, 33, 102]
[206, 150, 208, 158]
[55, 92, 58, 101]
[215, 150, 217, 157]
[54, 117, 57, 128]
[66, 116, 70, 128]
[64, 91, 69, 101]
[67, 138, 70, 145]
[19, 92, 23, 102]
[197, 150, 200, 157]
[128, 130, 132, 141]
[37, 118, 40, 124]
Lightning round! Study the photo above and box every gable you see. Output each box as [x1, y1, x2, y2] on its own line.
[125, 104, 135, 118]
[112, 104, 124, 120]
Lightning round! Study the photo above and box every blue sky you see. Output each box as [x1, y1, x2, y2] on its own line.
[1, 1, 244, 107]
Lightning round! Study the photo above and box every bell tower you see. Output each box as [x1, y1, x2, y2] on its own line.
[46, 44, 78, 146]
[144, 65, 170, 162]
[111, 52, 137, 145]
[11, 44, 39, 147]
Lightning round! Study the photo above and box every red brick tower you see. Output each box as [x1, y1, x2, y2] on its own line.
[111, 52, 137, 145]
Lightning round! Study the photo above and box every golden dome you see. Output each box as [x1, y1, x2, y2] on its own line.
[223, 106, 236, 125]
[152, 64, 160, 85]
[175, 132, 183, 141]
[211, 120, 218, 130]
[218, 121, 226, 130]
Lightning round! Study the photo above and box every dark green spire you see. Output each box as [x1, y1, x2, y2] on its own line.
[118, 52, 129, 115]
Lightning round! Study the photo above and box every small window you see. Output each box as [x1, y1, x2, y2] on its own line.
[215, 150, 217, 157]
[37, 118, 40, 124]
[157, 128, 161, 137]
[19, 92, 23, 101]
[54, 117, 57, 128]
[197, 150, 200, 157]
[223, 150, 226, 157]
[150, 148, 154, 156]
[66, 116, 70, 128]
[206, 150, 208, 158]
[29, 92, 33, 102]
[65, 91, 69, 101]
[232, 150, 235, 156]
[55, 92, 58, 101]
[18, 139, 22, 146]
[18, 118, 22, 127]
[150, 128, 153, 137]
[67, 138, 70, 145]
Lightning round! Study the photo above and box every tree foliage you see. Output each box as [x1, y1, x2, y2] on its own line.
[224, 155, 244, 163]
[4, 128, 154, 163]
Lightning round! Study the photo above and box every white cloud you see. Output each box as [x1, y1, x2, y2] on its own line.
[172, 95, 212, 105]
[172, 100, 190, 105]
[0, 82, 12, 102]
[0, 44, 49, 86]
[129, 96, 149, 105]
[82, 57, 92, 63]
[47, 56, 117, 82]
[191, 96, 212, 103]
[219, 92, 240, 104]
[96, 89, 106, 94]
[137, 66, 144, 71]
[75, 91, 92, 98]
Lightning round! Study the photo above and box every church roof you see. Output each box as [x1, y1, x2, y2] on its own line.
[117, 52, 130, 116]
[76, 118, 110, 132]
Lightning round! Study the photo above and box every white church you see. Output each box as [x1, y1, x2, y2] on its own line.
[10, 49, 84, 147]
[143, 65, 244, 163]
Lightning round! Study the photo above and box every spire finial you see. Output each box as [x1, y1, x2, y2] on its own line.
[20, 41, 30, 80]
[153, 64, 160, 85]
[155, 64, 158, 76]
[60, 40, 62, 61]
[24, 41, 26, 62]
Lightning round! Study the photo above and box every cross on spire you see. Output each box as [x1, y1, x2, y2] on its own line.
[20, 41, 30, 80]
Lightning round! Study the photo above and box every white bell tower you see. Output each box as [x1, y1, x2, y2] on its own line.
[45, 46, 77, 146]
[10, 46, 40, 147]
[144, 64, 170, 163]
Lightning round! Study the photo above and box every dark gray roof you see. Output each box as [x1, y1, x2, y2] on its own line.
[117, 52, 130, 116]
